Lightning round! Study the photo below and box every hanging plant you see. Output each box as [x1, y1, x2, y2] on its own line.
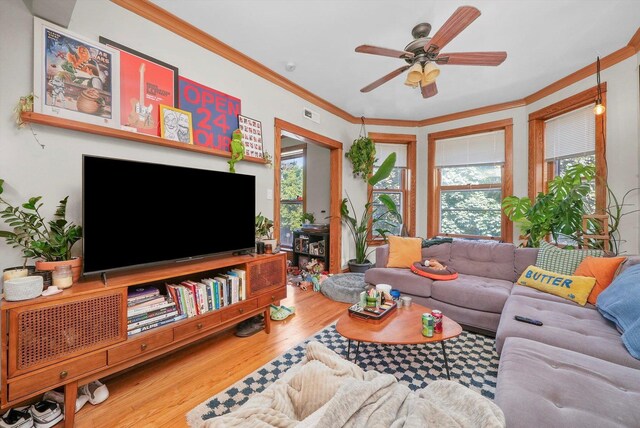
[345, 117, 376, 181]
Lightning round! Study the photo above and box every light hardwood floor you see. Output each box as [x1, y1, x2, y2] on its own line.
[73, 285, 349, 427]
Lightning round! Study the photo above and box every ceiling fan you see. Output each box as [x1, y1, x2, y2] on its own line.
[355, 6, 507, 98]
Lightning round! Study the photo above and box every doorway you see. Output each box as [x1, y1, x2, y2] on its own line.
[274, 119, 342, 273]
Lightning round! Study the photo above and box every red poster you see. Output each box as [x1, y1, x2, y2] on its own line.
[100, 37, 178, 136]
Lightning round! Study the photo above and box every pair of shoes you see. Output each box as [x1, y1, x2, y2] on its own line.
[235, 315, 265, 337]
[270, 304, 295, 321]
[0, 407, 32, 428]
[78, 380, 109, 405]
[0, 400, 63, 428]
[43, 390, 89, 413]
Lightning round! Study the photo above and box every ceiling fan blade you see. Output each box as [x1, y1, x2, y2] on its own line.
[360, 66, 410, 93]
[355, 45, 414, 59]
[436, 52, 507, 66]
[421, 81, 438, 98]
[424, 6, 481, 52]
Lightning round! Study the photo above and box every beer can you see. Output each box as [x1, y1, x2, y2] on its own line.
[432, 310, 443, 334]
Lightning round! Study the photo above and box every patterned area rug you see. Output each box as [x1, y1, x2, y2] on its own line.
[187, 324, 499, 426]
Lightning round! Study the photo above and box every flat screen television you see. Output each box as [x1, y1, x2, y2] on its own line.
[83, 155, 256, 275]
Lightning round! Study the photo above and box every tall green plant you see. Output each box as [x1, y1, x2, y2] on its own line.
[502, 163, 595, 247]
[341, 153, 401, 264]
[0, 179, 82, 261]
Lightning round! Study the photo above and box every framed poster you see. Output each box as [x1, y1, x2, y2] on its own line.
[33, 17, 120, 127]
[179, 77, 241, 151]
[238, 114, 264, 158]
[99, 37, 178, 135]
[159, 105, 193, 144]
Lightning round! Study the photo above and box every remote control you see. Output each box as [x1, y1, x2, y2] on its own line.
[514, 315, 543, 326]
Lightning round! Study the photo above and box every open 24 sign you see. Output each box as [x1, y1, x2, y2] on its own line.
[178, 77, 241, 151]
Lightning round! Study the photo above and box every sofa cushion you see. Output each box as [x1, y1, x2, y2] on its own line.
[514, 247, 538, 278]
[386, 236, 422, 268]
[516, 265, 596, 306]
[425, 297, 502, 333]
[430, 273, 512, 314]
[510, 283, 596, 309]
[535, 241, 603, 275]
[364, 267, 432, 298]
[496, 295, 640, 369]
[496, 337, 640, 428]
[449, 240, 516, 282]
[573, 256, 626, 305]
[421, 242, 452, 265]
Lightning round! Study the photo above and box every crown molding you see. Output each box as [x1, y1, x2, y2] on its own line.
[109, 1, 640, 129]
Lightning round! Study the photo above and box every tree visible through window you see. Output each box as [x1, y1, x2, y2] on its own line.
[280, 153, 304, 248]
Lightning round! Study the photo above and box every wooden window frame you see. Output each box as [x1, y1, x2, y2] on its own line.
[366, 133, 417, 244]
[279, 144, 307, 249]
[427, 119, 514, 242]
[528, 84, 607, 213]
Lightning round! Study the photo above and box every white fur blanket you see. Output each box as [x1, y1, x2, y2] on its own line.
[202, 341, 504, 427]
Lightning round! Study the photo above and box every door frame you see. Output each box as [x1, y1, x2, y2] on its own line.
[274, 118, 342, 273]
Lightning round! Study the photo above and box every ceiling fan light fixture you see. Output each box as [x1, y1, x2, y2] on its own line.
[405, 63, 423, 84]
[421, 62, 440, 86]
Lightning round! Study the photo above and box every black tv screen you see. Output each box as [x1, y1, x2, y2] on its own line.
[83, 156, 256, 275]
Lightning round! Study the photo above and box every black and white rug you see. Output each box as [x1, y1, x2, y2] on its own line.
[187, 324, 499, 425]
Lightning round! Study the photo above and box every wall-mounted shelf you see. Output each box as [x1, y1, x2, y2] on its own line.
[20, 112, 266, 164]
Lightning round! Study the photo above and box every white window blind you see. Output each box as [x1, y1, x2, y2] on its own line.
[435, 130, 505, 167]
[374, 143, 407, 168]
[544, 104, 595, 160]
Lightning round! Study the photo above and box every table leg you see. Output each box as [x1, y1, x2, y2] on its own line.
[264, 309, 271, 334]
[441, 341, 451, 380]
[347, 339, 352, 359]
[64, 380, 78, 427]
[355, 341, 360, 363]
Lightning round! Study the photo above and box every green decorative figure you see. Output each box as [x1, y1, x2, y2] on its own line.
[228, 129, 245, 173]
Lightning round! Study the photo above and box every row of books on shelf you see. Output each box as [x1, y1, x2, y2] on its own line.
[125, 268, 246, 337]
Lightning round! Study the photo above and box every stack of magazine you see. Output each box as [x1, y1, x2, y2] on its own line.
[127, 286, 186, 336]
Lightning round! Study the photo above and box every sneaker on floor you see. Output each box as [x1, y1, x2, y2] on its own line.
[29, 401, 62, 428]
[0, 407, 33, 428]
[42, 390, 89, 413]
[79, 380, 109, 405]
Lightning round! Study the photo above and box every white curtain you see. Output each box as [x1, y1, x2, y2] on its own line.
[544, 104, 595, 160]
[435, 130, 505, 167]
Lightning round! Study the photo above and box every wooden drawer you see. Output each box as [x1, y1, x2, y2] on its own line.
[173, 312, 221, 341]
[257, 287, 287, 307]
[221, 300, 258, 322]
[108, 329, 174, 366]
[8, 352, 106, 401]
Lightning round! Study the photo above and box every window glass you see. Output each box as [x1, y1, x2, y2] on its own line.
[440, 188, 502, 237]
[440, 164, 501, 186]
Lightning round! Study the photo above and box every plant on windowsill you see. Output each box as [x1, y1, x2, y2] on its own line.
[341, 153, 402, 273]
[0, 179, 83, 281]
[255, 212, 277, 249]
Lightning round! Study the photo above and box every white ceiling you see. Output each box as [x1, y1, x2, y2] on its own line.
[150, 0, 640, 121]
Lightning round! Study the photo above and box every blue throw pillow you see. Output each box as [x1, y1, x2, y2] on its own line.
[597, 264, 640, 359]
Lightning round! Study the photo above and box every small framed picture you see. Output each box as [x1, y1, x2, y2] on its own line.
[237, 114, 263, 158]
[159, 105, 193, 144]
[33, 17, 120, 127]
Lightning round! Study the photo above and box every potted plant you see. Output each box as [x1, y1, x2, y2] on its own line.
[502, 163, 595, 248]
[341, 153, 401, 273]
[345, 135, 376, 182]
[0, 179, 83, 281]
[255, 212, 277, 250]
[300, 212, 315, 225]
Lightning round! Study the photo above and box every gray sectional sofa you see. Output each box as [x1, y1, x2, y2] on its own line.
[364, 239, 640, 427]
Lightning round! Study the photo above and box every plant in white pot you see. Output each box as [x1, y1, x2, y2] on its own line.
[341, 153, 401, 273]
[0, 179, 83, 282]
[255, 212, 277, 250]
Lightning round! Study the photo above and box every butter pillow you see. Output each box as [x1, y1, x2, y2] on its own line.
[574, 256, 626, 305]
[517, 265, 596, 306]
[386, 236, 422, 268]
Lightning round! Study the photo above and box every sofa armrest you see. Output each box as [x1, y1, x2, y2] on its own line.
[375, 245, 389, 268]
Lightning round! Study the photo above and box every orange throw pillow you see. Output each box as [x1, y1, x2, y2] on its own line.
[386, 236, 422, 268]
[574, 256, 626, 304]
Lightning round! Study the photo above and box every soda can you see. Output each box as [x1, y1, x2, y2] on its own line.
[432, 310, 443, 334]
[422, 313, 434, 326]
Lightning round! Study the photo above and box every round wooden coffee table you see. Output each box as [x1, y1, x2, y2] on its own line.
[335, 302, 463, 379]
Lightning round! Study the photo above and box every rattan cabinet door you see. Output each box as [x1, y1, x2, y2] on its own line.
[8, 288, 127, 378]
[247, 255, 286, 297]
